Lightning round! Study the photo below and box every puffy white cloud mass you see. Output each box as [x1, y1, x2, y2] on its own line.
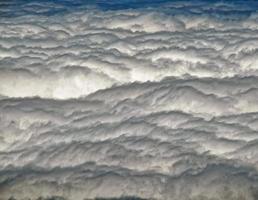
[1, 1, 258, 200]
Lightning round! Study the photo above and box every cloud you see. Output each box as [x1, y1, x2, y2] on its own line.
[0, 2, 258, 99]
[1, 1, 258, 200]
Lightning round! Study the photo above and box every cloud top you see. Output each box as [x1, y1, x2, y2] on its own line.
[1, 1, 258, 200]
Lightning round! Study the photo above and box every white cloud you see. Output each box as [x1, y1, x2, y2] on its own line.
[1, 1, 258, 200]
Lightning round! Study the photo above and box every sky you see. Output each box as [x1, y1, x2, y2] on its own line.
[0, 0, 258, 200]
[1, 0, 258, 16]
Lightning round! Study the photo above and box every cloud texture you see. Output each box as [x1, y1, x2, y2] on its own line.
[1, 1, 258, 199]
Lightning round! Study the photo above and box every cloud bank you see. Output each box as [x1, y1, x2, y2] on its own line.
[1, 1, 258, 200]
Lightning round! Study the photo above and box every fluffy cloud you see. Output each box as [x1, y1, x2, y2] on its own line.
[1, 1, 258, 200]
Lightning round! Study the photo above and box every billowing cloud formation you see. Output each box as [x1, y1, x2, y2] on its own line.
[1, 1, 258, 200]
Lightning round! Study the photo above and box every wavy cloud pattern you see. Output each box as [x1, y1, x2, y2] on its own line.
[1, 1, 258, 200]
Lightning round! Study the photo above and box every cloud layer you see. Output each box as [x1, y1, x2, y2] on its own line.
[1, 1, 258, 200]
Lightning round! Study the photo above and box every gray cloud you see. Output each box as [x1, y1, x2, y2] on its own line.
[1, 1, 258, 200]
